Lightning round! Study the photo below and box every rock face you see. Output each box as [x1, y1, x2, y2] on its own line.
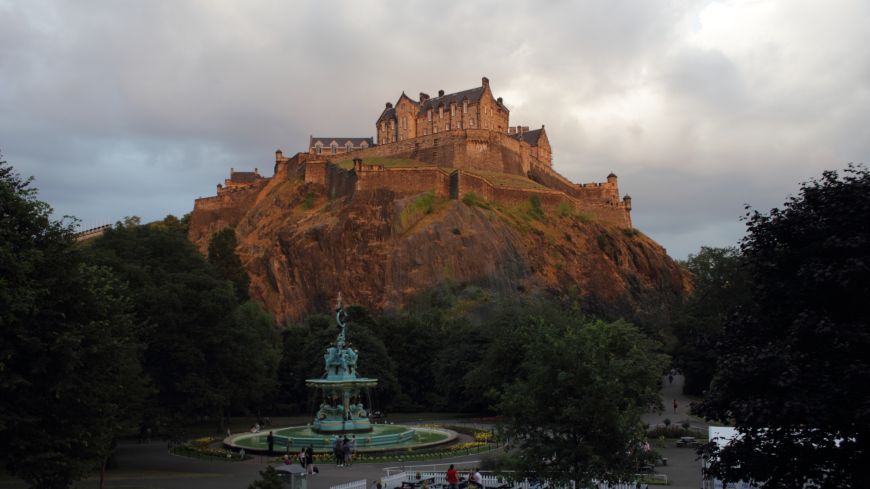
[188, 162, 691, 325]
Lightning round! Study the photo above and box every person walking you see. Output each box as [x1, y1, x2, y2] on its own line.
[342, 436, 351, 466]
[267, 431, 274, 456]
[347, 435, 357, 466]
[306, 445, 314, 474]
[299, 448, 307, 468]
[334, 437, 344, 467]
[673, 399, 678, 413]
[446, 464, 459, 489]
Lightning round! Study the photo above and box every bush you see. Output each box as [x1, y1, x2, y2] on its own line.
[622, 227, 640, 237]
[647, 425, 699, 439]
[557, 202, 572, 217]
[462, 192, 490, 209]
[527, 196, 545, 220]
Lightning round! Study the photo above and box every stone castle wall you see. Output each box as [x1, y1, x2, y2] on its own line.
[189, 180, 267, 253]
[270, 129, 632, 227]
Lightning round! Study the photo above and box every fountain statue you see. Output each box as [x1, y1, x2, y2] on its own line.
[306, 293, 378, 433]
[224, 294, 455, 452]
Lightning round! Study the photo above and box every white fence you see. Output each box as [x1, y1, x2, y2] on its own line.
[379, 470, 663, 489]
[330, 479, 367, 489]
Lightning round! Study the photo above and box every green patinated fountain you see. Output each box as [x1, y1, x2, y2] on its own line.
[224, 294, 455, 453]
[306, 293, 378, 433]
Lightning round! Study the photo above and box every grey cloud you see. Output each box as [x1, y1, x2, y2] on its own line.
[2, 0, 868, 259]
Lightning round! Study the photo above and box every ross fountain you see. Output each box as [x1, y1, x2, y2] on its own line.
[223, 294, 456, 453]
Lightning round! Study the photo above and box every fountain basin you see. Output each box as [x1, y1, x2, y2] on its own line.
[225, 425, 455, 454]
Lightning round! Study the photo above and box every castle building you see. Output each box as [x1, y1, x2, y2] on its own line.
[375, 77, 552, 166]
[309, 137, 374, 156]
[216, 167, 266, 195]
[376, 77, 511, 143]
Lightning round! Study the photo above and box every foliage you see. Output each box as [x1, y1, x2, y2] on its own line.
[557, 202, 572, 217]
[672, 246, 749, 395]
[248, 465, 285, 489]
[0, 159, 148, 489]
[696, 164, 870, 488]
[303, 192, 315, 209]
[527, 196, 545, 220]
[208, 226, 250, 301]
[497, 316, 668, 485]
[85, 218, 279, 429]
[399, 191, 443, 232]
[622, 228, 640, 237]
[647, 426, 699, 439]
[461, 192, 490, 209]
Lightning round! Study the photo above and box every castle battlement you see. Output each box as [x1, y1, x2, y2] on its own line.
[196, 77, 632, 230]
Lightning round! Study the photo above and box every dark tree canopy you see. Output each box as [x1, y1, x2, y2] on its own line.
[498, 317, 667, 485]
[0, 159, 147, 489]
[697, 164, 870, 488]
[673, 246, 750, 395]
[207, 226, 250, 301]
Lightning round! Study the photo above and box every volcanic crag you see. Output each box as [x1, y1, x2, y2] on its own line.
[188, 77, 690, 324]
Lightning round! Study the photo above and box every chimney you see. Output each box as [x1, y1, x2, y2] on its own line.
[230, 167, 234, 175]
[497, 97, 503, 105]
[385, 102, 393, 108]
[438, 89, 445, 97]
[623, 194, 632, 211]
[521, 126, 530, 133]
[419, 92, 429, 103]
[508, 127, 516, 134]
[482, 76, 489, 87]
[254, 167, 259, 175]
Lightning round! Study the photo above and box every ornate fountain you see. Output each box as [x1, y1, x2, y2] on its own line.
[306, 294, 378, 433]
[223, 294, 456, 453]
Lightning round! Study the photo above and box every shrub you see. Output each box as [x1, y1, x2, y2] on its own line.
[303, 192, 315, 209]
[575, 211, 594, 223]
[557, 202, 572, 217]
[399, 191, 439, 231]
[622, 227, 640, 237]
[528, 196, 545, 220]
[462, 192, 490, 209]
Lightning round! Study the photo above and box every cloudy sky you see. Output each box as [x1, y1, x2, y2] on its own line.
[2, 0, 868, 258]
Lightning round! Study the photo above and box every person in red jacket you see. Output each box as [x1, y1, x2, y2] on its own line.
[446, 464, 459, 489]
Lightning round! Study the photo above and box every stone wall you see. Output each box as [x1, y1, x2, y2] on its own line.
[355, 165, 452, 197]
[189, 181, 266, 253]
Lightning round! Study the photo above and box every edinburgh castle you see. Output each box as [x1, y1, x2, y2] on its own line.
[195, 77, 633, 232]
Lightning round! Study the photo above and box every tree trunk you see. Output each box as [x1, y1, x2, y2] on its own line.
[99, 457, 107, 489]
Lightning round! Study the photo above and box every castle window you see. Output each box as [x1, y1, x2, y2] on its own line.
[424, 128, 428, 135]
[470, 118, 475, 127]
[451, 104, 455, 117]
[459, 121, 463, 129]
[433, 126, 438, 134]
[463, 100, 468, 113]
[428, 109, 432, 121]
[315, 143, 322, 155]
[361, 141, 368, 148]
[446, 122, 450, 131]
[346, 142, 353, 152]
[439, 107, 443, 119]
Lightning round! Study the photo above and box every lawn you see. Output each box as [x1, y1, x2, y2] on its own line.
[464, 170, 547, 190]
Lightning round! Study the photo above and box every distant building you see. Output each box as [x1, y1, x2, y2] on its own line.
[309, 137, 374, 156]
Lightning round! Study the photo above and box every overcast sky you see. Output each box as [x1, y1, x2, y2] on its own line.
[2, 0, 868, 259]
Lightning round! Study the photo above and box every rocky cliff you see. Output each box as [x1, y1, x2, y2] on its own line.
[188, 163, 690, 325]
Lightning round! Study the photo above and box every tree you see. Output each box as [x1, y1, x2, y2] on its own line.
[498, 317, 668, 485]
[697, 165, 870, 488]
[85, 218, 269, 431]
[208, 226, 250, 301]
[672, 246, 749, 395]
[247, 465, 284, 489]
[0, 159, 147, 489]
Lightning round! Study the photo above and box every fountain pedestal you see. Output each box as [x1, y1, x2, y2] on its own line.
[305, 295, 379, 434]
